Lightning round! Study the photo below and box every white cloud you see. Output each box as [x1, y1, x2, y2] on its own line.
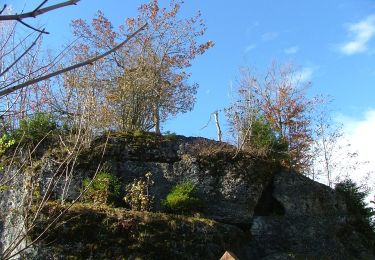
[335, 110, 375, 197]
[313, 109, 375, 202]
[244, 44, 256, 53]
[340, 110, 375, 167]
[261, 32, 278, 42]
[340, 15, 375, 55]
[284, 46, 299, 54]
[298, 68, 313, 82]
[292, 66, 316, 83]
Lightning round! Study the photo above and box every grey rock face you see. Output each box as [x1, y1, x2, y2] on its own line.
[273, 171, 347, 217]
[0, 167, 30, 259]
[94, 136, 272, 224]
[249, 171, 373, 259]
[0, 134, 373, 259]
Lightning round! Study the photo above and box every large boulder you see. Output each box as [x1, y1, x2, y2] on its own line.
[77, 134, 278, 224]
[249, 171, 352, 259]
[0, 133, 373, 259]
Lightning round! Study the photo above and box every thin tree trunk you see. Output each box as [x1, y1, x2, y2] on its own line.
[213, 110, 222, 142]
[153, 103, 160, 134]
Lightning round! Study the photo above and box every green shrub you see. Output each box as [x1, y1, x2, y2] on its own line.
[335, 180, 374, 222]
[335, 179, 375, 249]
[162, 181, 202, 214]
[0, 185, 13, 192]
[82, 171, 121, 206]
[13, 113, 57, 144]
[0, 134, 15, 156]
[133, 129, 144, 138]
[245, 117, 288, 157]
[163, 131, 177, 140]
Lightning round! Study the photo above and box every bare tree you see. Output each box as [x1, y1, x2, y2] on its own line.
[310, 107, 373, 189]
[225, 68, 260, 152]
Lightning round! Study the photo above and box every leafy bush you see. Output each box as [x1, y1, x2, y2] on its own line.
[13, 113, 57, 144]
[162, 181, 202, 214]
[133, 129, 144, 138]
[245, 117, 288, 157]
[0, 134, 15, 156]
[82, 171, 121, 206]
[335, 179, 375, 249]
[163, 131, 177, 140]
[124, 172, 154, 211]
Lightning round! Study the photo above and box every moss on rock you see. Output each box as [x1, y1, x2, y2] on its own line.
[30, 202, 249, 259]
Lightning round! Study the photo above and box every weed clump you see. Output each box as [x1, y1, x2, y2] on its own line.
[82, 171, 121, 206]
[163, 181, 202, 214]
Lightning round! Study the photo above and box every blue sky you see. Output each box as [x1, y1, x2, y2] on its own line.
[7, 1, 375, 184]
[7, 1, 375, 134]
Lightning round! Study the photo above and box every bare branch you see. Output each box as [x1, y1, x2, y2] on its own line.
[1, 35, 80, 91]
[0, 32, 43, 78]
[17, 19, 48, 34]
[33, 0, 49, 13]
[0, 23, 148, 98]
[0, 0, 80, 21]
[0, 4, 6, 15]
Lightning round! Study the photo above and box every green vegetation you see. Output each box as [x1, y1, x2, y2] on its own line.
[163, 181, 202, 214]
[132, 129, 144, 138]
[4, 1, 374, 259]
[82, 171, 121, 206]
[247, 117, 289, 157]
[335, 179, 375, 251]
[0, 134, 15, 156]
[30, 202, 244, 259]
[109, 130, 163, 144]
[163, 131, 177, 140]
[12, 113, 57, 144]
[0, 185, 13, 192]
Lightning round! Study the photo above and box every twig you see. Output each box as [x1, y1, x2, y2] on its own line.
[0, 31, 43, 78]
[33, 0, 49, 13]
[0, 23, 148, 98]
[0, 36, 81, 91]
[17, 19, 48, 34]
[0, 4, 7, 15]
[0, 0, 80, 21]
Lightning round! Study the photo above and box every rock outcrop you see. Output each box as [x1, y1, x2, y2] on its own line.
[0, 132, 374, 259]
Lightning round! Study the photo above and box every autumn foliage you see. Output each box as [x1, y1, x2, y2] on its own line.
[66, 0, 213, 134]
[227, 63, 322, 172]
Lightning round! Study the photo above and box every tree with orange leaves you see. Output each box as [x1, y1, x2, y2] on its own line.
[70, 0, 213, 133]
[227, 63, 321, 173]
